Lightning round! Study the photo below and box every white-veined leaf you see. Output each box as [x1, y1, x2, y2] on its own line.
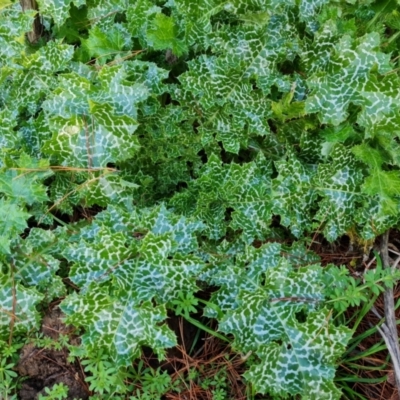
[60, 286, 177, 367]
[0, 276, 43, 339]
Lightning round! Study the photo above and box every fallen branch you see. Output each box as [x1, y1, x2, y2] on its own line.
[377, 231, 400, 399]
[20, 0, 43, 43]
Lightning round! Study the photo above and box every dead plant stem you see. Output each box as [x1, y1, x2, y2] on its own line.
[377, 231, 400, 399]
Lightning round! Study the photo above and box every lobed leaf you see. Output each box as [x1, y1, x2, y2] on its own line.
[245, 309, 351, 399]
[272, 150, 315, 238]
[0, 275, 43, 339]
[314, 145, 364, 241]
[217, 258, 350, 398]
[36, 0, 85, 26]
[306, 31, 392, 126]
[61, 286, 177, 366]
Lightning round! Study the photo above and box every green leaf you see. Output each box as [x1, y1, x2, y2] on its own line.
[356, 74, 400, 138]
[60, 286, 177, 367]
[0, 275, 43, 339]
[64, 206, 204, 301]
[363, 170, 400, 211]
[0, 5, 35, 65]
[12, 229, 65, 299]
[355, 196, 399, 240]
[39, 73, 92, 120]
[86, 0, 125, 29]
[176, 12, 298, 153]
[83, 24, 132, 65]
[22, 41, 74, 73]
[98, 64, 149, 118]
[353, 142, 400, 230]
[126, 0, 161, 45]
[245, 309, 351, 399]
[0, 2, 395, 399]
[217, 258, 351, 398]
[36, 0, 85, 26]
[0, 199, 30, 254]
[306, 31, 392, 126]
[171, 0, 218, 46]
[0, 169, 48, 205]
[177, 153, 272, 241]
[59, 205, 206, 365]
[2, 41, 73, 116]
[43, 101, 139, 167]
[299, 0, 331, 24]
[81, 173, 138, 208]
[314, 145, 364, 241]
[352, 143, 384, 169]
[272, 150, 315, 237]
[147, 13, 187, 56]
[47, 172, 82, 215]
[202, 241, 282, 317]
[0, 0, 15, 10]
[0, 109, 19, 152]
[219, 260, 324, 349]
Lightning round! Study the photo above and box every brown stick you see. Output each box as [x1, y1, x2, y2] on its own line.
[378, 230, 400, 399]
[20, 0, 43, 43]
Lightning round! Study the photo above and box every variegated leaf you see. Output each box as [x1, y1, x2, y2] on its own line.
[0, 276, 43, 339]
[60, 286, 177, 367]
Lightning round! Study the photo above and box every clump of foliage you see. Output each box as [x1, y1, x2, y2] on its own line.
[2, 0, 400, 399]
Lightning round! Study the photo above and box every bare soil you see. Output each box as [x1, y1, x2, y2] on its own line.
[16, 307, 89, 400]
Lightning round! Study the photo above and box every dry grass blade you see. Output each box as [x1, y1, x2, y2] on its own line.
[136, 317, 249, 399]
[377, 231, 400, 399]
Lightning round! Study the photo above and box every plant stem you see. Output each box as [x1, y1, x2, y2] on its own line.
[375, 231, 400, 399]
[388, 30, 400, 44]
[182, 313, 230, 344]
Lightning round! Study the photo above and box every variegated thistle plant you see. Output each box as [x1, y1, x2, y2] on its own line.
[1, 0, 400, 398]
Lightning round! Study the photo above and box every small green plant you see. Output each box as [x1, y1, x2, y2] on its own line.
[200, 367, 228, 399]
[130, 367, 171, 400]
[38, 383, 69, 400]
[0, 357, 18, 400]
[0, 340, 24, 400]
[324, 257, 400, 313]
[82, 349, 130, 397]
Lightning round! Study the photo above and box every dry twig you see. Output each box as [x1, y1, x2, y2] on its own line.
[376, 231, 400, 399]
